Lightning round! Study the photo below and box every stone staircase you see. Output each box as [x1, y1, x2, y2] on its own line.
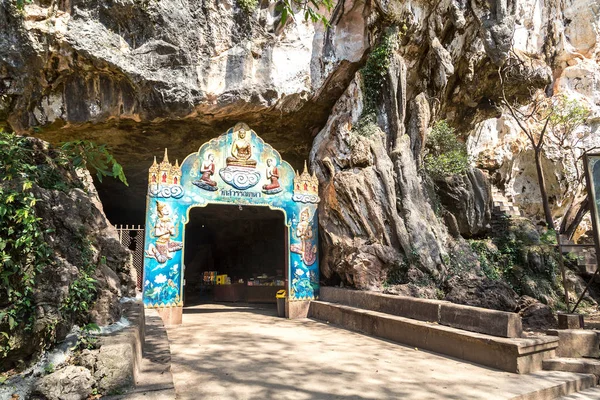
[491, 187, 598, 276]
[542, 329, 600, 399]
[492, 186, 523, 219]
[560, 238, 598, 275]
[309, 287, 599, 399]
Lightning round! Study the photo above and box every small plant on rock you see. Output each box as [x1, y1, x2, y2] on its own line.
[237, 0, 258, 13]
[423, 120, 470, 179]
[72, 323, 100, 352]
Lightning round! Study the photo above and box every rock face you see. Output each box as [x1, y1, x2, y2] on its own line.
[33, 365, 94, 400]
[94, 343, 134, 393]
[517, 296, 558, 331]
[1, 0, 599, 310]
[0, 0, 373, 221]
[310, 76, 448, 289]
[444, 277, 519, 313]
[466, 0, 600, 226]
[434, 168, 493, 238]
[74, 343, 135, 394]
[0, 137, 135, 370]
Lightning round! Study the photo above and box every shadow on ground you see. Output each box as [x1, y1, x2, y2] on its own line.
[166, 303, 583, 400]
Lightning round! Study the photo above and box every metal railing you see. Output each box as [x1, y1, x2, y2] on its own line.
[115, 225, 145, 290]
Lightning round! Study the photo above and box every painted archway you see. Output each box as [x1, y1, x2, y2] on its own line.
[142, 123, 320, 324]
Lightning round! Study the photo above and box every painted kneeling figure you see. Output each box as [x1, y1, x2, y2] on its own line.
[193, 153, 219, 191]
[262, 158, 283, 194]
[201, 153, 217, 187]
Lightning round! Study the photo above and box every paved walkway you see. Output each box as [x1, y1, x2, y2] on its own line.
[167, 303, 588, 400]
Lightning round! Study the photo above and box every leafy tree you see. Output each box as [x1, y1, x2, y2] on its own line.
[498, 56, 591, 309]
[236, 0, 333, 26]
[498, 70, 590, 231]
[279, 0, 334, 25]
[60, 140, 128, 186]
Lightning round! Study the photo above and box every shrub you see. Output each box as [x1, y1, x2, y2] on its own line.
[0, 131, 126, 361]
[237, 0, 258, 13]
[423, 120, 470, 178]
[351, 31, 398, 137]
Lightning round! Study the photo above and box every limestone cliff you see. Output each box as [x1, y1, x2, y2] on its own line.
[1, 0, 599, 309]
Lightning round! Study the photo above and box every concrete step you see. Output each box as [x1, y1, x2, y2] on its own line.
[559, 386, 600, 399]
[308, 300, 558, 374]
[544, 357, 600, 377]
[107, 309, 176, 399]
[547, 329, 600, 358]
[511, 372, 596, 400]
[578, 264, 598, 275]
[319, 286, 523, 338]
[492, 209, 523, 217]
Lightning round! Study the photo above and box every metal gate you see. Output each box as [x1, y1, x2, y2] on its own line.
[116, 225, 145, 290]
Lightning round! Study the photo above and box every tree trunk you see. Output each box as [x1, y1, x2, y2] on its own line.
[535, 150, 554, 229]
[560, 197, 589, 241]
[534, 149, 569, 308]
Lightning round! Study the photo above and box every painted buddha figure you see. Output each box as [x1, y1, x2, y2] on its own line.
[226, 124, 257, 168]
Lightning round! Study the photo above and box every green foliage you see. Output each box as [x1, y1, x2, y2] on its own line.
[469, 240, 502, 281]
[352, 113, 380, 137]
[279, 0, 334, 26]
[361, 32, 397, 116]
[14, 0, 32, 10]
[549, 95, 591, 141]
[539, 229, 557, 245]
[469, 215, 564, 304]
[44, 362, 55, 374]
[72, 323, 100, 351]
[0, 132, 53, 358]
[237, 0, 259, 13]
[236, 0, 333, 25]
[423, 120, 470, 179]
[442, 248, 472, 279]
[61, 140, 128, 186]
[60, 238, 98, 325]
[351, 32, 398, 137]
[0, 131, 121, 362]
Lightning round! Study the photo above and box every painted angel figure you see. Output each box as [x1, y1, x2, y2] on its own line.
[290, 208, 317, 265]
[145, 201, 183, 264]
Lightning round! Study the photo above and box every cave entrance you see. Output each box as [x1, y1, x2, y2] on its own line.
[142, 123, 321, 325]
[183, 204, 287, 306]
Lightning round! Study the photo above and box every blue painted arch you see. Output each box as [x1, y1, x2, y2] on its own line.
[142, 124, 320, 310]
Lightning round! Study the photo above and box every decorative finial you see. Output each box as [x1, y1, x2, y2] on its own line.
[163, 148, 169, 163]
[292, 159, 320, 204]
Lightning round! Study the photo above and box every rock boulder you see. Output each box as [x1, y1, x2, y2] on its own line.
[33, 365, 93, 400]
[434, 168, 493, 238]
